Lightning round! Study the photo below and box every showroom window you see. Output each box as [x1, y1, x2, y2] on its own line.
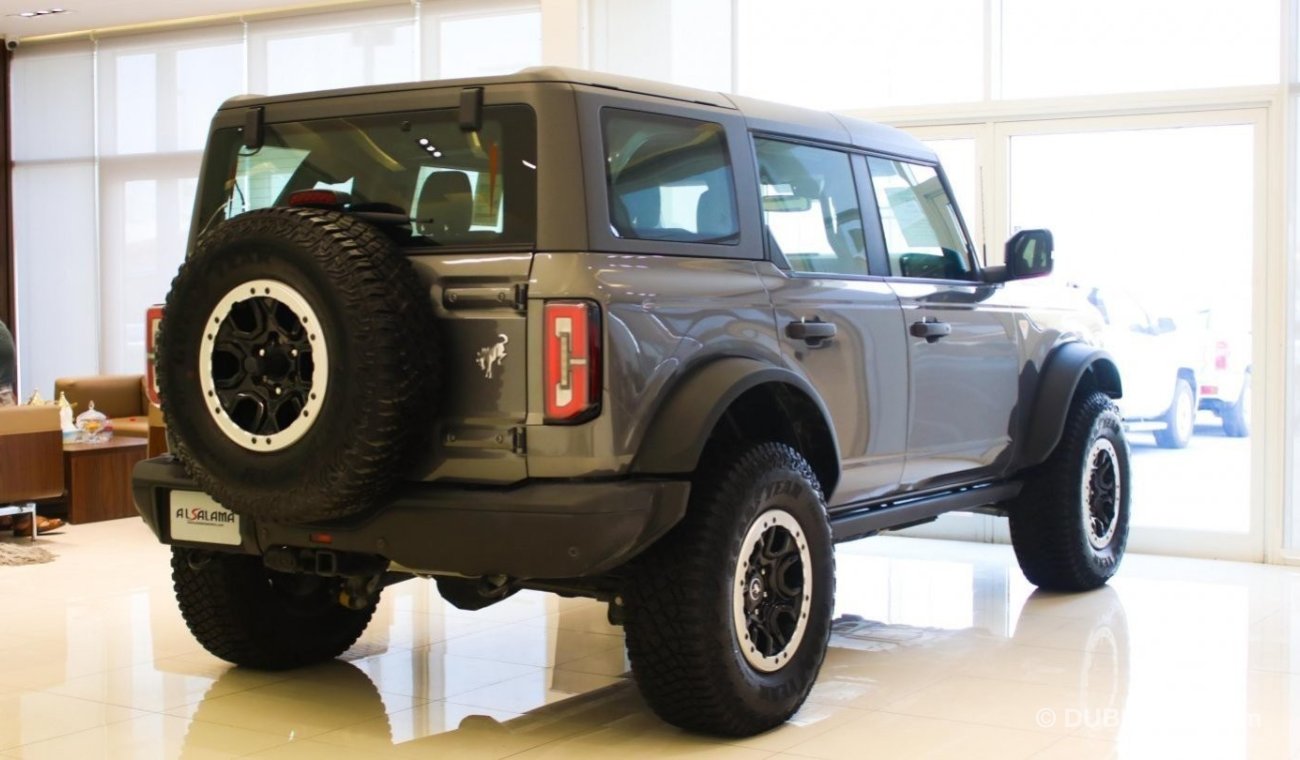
[588, 0, 731, 92]
[8, 3, 543, 397]
[248, 7, 417, 95]
[736, 0, 983, 109]
[434, 8, 541, 80]
[1001, 0, 1279, 98]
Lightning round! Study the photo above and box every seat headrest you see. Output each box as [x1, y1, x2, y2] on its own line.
[696, 187, 734, 237]
[417, 171, 473, 238]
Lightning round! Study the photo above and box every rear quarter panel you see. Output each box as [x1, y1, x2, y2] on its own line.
[525, 252, 781, 477]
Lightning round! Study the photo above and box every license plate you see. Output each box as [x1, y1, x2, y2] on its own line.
[169, 491, 241, 546]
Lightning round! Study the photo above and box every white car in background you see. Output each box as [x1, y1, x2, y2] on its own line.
[1086, 286, 1201, 448]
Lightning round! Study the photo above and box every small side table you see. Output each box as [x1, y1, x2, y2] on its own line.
[0, 503, 36, 540]
[62, 437, 148, 524]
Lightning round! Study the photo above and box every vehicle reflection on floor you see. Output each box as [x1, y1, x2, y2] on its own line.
[0, 519, 1293, 759]
[179, 545, 1292, 759]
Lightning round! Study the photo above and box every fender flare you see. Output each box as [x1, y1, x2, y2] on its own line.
[630, 357, 841, 480]
[1018, 342, 1123, 469]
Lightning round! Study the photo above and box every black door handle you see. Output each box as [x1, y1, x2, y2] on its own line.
[786, 318, 837, 345]
[910, 319, 952, 343]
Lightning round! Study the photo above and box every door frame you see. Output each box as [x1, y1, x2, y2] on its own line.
[895, 108, 1273, 562]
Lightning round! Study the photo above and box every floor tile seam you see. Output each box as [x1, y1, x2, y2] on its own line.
[0, 699, 148, 752]
[440, 700, 627, 758]
[869, 703, 1070, 739]
[0, 709, 296, 757]
[910, 671, 1131, 698]
[430, 636, 628, 670]
[163, 682, 437, 737]
[716, 706, 880, 754]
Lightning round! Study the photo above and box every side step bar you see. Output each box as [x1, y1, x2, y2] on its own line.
[830, 481, 1022, 543]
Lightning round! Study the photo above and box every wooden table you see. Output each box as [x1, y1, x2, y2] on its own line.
[62, 437, 148, 524]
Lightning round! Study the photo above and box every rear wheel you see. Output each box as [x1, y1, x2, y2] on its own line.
[1222, 374, 1251, 438]
[1008, 392, 1131, 591]
[1153, 378, 1194, 449]
[171, 548, 378, 670]
[623, 443, 834, 737]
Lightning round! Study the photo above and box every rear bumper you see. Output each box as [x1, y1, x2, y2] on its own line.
[132, 456, 689, 579]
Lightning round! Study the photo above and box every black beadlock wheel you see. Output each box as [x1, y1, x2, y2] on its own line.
[170, 548, 378, 670]
[158, 207, 438, 523]
[1008, 392, 1132, 591]
[623, 442, 834, 737]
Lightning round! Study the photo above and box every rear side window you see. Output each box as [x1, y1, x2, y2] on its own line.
[601, 108, 739, 245]
[866, 157, 973, 281]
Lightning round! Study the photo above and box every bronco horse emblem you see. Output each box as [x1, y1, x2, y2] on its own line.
[476, 334, 508, 379]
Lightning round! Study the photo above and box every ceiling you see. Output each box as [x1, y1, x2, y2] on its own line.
[0, 0, 393, 41]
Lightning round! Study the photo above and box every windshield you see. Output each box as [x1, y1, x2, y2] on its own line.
[195, 104, 537, 248]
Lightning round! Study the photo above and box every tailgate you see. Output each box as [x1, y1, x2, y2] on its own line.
[408, 251, 532, 483]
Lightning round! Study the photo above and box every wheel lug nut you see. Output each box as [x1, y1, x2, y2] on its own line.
[259, 349, 266, 357]
[275, 387, 282, 396]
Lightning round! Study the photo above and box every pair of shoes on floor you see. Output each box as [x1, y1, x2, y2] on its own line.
[9, 515, 65, 536]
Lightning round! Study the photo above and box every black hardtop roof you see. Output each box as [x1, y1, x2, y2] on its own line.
[220, 66, 934, 162]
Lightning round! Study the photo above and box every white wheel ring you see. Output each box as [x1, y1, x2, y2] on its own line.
[1082, 437, 1122, 550]
[198, 279, 329, 452]
[731, 508, 814, 673]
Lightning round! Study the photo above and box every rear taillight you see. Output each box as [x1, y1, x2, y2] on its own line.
[145, 305, 164, 406]
[543, 300, 601, 423]
[1215, 340, 1230, 371]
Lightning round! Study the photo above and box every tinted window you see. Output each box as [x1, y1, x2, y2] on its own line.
[755, 138, 867, 276]
[602, 109, 738, 244]
[867, 157, 973, 280]
[195, 105, 537, 248]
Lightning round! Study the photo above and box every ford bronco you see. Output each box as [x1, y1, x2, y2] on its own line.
[133, 67, 1128, 737]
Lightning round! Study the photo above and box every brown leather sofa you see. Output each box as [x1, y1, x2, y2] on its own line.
[54, 375, 150, 438]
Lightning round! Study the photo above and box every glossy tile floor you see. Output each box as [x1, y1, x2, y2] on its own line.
[0, 519, 1297, 759]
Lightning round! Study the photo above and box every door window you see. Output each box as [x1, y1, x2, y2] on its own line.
[755, 138, 867, 275]
[867, 157, 973, 280]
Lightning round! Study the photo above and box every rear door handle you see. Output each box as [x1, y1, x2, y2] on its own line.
[910, 319, 952, 343]
[786, 318, 837, 345]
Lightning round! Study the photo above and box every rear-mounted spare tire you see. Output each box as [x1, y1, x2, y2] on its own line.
[158, 207, 439, 523]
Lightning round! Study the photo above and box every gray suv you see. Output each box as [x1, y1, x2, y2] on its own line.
[133, 67, 1129, 737]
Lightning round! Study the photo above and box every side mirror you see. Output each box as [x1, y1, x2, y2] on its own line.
[1154, 316, 1177, 335]
[1005, 229, 1054, 280]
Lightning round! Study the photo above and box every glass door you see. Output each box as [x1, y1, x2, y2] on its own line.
[990, 110, 1266, 562]
[897, 112, 1266, 561]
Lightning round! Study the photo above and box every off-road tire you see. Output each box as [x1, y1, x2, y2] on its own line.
[1153, 378, 1194, 449]
[1223, 374, 1250, 438]
[171, 548, 378, 670]
[623, 442, 834, 737]
[158, 207, 438, 523]
[1008, 392, 1131, 591]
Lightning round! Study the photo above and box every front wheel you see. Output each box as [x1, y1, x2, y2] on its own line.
[623, 443, 834, 737]
[171, 548, 379, 670]
[1008, 392, 1131, 591]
